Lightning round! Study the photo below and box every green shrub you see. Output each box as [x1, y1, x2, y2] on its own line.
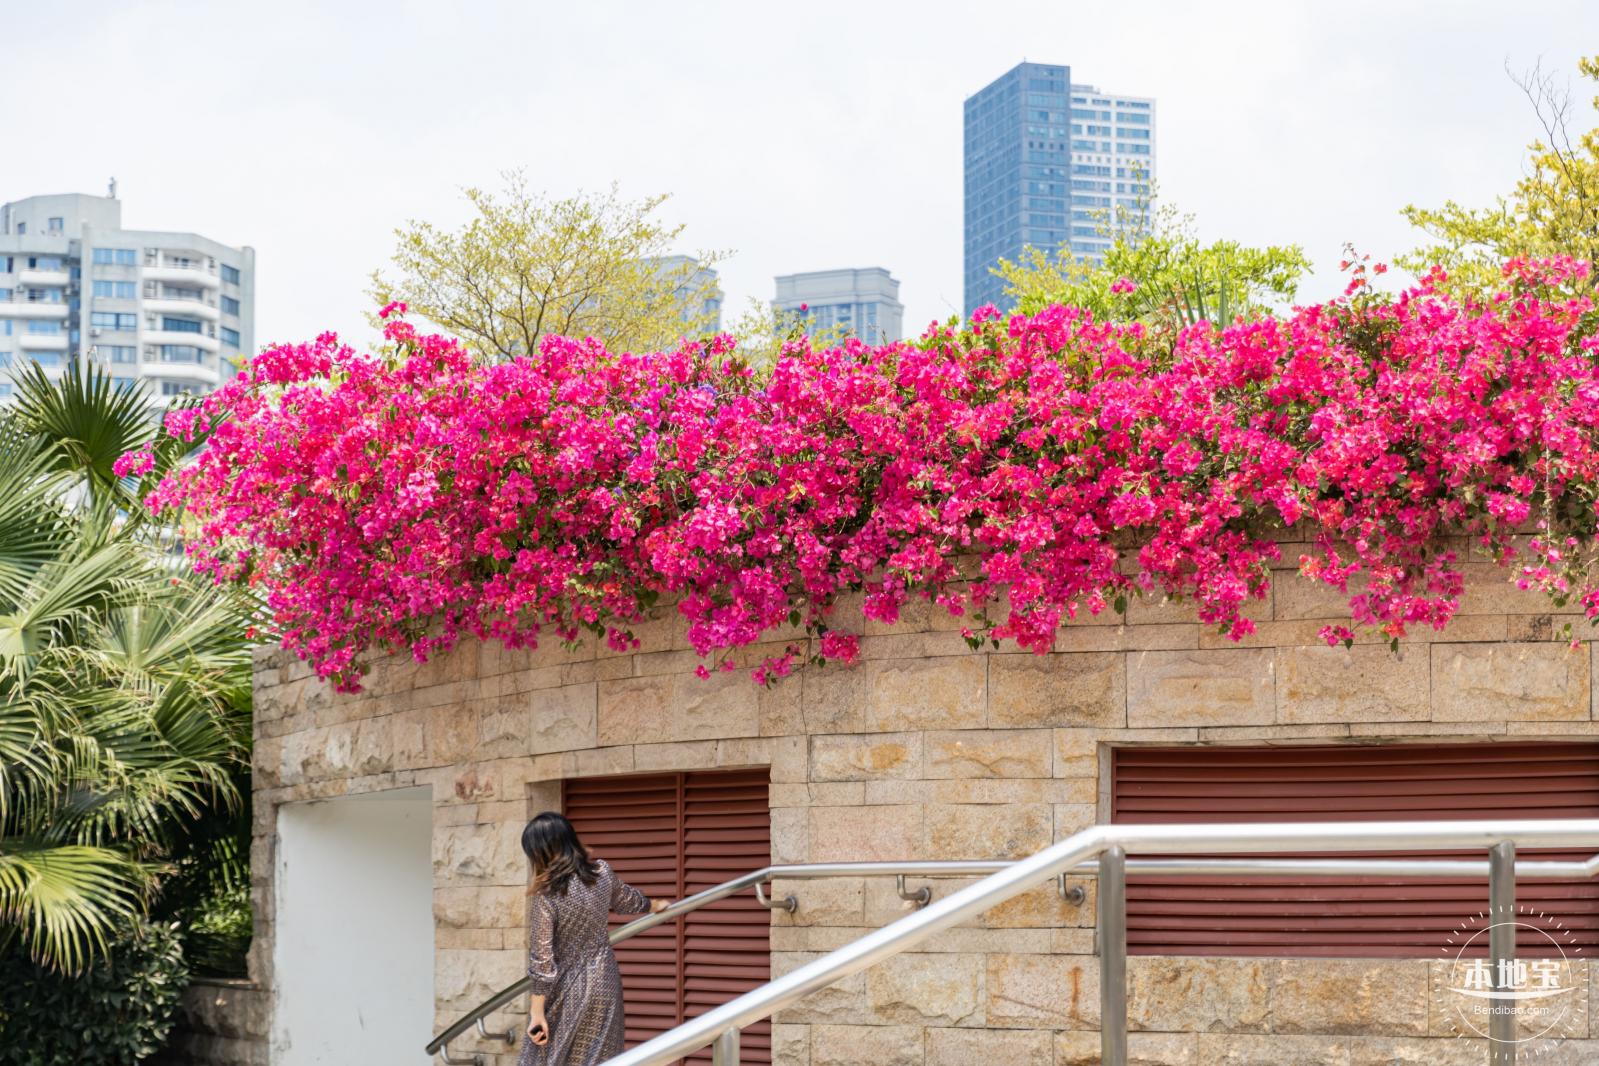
[0, 921, 189, 1065]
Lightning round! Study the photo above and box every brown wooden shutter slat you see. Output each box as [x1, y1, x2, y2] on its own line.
[1112, 742, 1599, 958]
[564, 769, 771, 1065]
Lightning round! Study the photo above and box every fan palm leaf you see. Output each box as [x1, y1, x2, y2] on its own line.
[0, 363, 252, 970]
[0, 841, 151, 973]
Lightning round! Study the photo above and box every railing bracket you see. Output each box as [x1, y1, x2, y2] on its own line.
[754, 881, 798, 913]
[1058, 873, 1087, 905]
[895, 874, 932, 908]
[476, 1017, 516, 1044]
[437, 1042, 482, 1066]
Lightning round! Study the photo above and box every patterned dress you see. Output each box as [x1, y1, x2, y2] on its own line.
[519, 859, 651, 1066]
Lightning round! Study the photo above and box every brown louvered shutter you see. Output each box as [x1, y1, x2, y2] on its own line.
[1112, 742, 1599, 958]
[564, 769, 771, 1064]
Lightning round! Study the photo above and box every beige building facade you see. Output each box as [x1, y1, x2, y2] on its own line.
[167, 541, 1599, 1065]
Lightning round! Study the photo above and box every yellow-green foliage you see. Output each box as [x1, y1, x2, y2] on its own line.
[373, 173, 726, 358]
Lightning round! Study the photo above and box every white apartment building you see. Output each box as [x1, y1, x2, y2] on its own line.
[0, 187, 255, 403]
[772, 267, 903, 344]
[1066, 82, 1156, 263]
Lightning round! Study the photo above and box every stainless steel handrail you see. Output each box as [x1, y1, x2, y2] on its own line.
[599, 819, 1599, 1066]
[428, 840, 1599, 1063]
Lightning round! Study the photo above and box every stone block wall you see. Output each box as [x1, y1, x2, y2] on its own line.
[237, 541, 1599, 1065]
[155, 979, 270, 1066]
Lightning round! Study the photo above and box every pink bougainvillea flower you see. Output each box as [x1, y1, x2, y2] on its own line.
[141, 257, 1599, 692]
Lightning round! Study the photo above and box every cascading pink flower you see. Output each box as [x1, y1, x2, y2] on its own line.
[136, 257, 1599, 691]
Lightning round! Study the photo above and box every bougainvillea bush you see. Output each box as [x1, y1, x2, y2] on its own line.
[136, 257, 1599, 692]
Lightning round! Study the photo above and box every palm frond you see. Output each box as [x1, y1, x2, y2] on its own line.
[10, 360, 156, 496]
[0, 842, 152, 972]
[0, 426, 72, 608]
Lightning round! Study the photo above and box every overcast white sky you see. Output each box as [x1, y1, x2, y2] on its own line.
[6, 1, 1596, 347]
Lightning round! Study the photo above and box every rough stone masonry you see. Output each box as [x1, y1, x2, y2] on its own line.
[165, 539, 1599, 1066]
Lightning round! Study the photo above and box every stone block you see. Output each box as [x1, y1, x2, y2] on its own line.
[866, 952, 984, 1026]
[1276, 645, 1430, 724]
[1052, 623, 1202, 653]
[925, 1026, 1051, 1066]
[865, 657, 988, 731]
[1057, 1030, 1199, 1065]
[771, 877, 864, 927]
[433, 886, 522, 930]
[810, 1023, 925, 1066]
[434, 947, 523, 1007]
[774, 952, 869, 1025]
[1192, 1033, 1351, 1065]
[861, 632, 981, 660]
[924, 729, 1052, 779]
[561, 745, 634, 778]
[980, 884, 1073, 929]
[716, 736, 775, 768]
[1053, 729, 1099, 777]
[596, 671, 758, 746]
[811, 732, 924, 780]
[802, 664, 868, 734]
[1127, 956, 1269, 1033]
[526, 683, 597, 753]
[1053, 803, 1097, 839]
[424, 703, 480, 765]
[929, 777, 1095, 805]
[1128, 650, 1275, 728]
[810, 781, 870, 805]
[1431, 643, 1589, 721]
[1348, 1037, 1490, 1065]
[925, 803, 1051, 860]
[1198, 723, 1350, 741]
[989, 653, 1125, 728]
[632, 740, 717, 772]
[768, 734, 808, 783]
[771, 806, 808, 864]
[1273, 573, 1364, 621]
[760, 671, 805, 736]
[1271, 959, 1428, 1036]
[808, 805, 921, 862]
[985, 952, 1097, 1029]
[771, 1023, 810, 1065]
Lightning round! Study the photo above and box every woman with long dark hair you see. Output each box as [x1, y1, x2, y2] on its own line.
[518, 811, 669, 1065]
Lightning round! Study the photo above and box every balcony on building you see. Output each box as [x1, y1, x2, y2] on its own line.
[141, 358, 216, 384]
[17, 268, 71, 288]
[1, 297, 69, 319]
[145, 328, 220, 352]
[144, 295, 221, 321]
[143, 257, 221, 289]
[19, 333, 69, 351]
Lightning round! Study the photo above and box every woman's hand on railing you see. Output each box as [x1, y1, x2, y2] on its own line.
[650, 897, 672, 914]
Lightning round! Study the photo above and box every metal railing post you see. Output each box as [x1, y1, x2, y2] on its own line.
[711, 1026, 740, 1066]
[1489, 841, 1516, 1065]
[1100, 844, 1127, 1066]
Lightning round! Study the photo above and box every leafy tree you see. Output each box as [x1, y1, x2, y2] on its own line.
[995, 200, 1309, 334]
[0, 365, 251, 973]
[373, 174, 726, 358]
[1401, 57, 1599, 296]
